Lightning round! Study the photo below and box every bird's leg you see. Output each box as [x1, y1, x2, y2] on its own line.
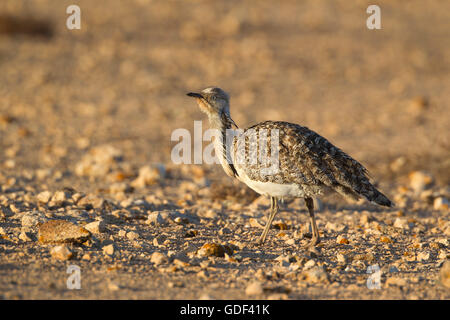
[258, 197, 278, 244]
[305, 197, 320, 246]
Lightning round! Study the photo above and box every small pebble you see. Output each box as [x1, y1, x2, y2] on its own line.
[434, 197, 449, 211]
[50, 245, 73, 261]
[417, 251, 430, 261]
[386, 277, 407, 287]
[19, 232, 32, 242]
[337, 253, 347, 264]
[108, 282, 120, 291]
[197, 243, 233, 258]
[103, 244, 115, 256]
[151, 252, 168, 265]
[300, 267, 329, 283]
[84, 220, 106, 234]
[440, 261, 450, 288]
[336, 235, 349, 244]
[245, 281, 264, 296]
[126, 231, 139, 240]
[304, 259, 316, 269]
[408, 171, 433, 193]
[36, 191, 52, 204]
[147, 212, 165, 226]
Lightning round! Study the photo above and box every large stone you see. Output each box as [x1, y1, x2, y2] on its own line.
[38, 220, 91, 244]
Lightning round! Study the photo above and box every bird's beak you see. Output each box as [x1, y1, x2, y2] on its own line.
[187, 91, 211, 114]
[187, 92, 203, 99]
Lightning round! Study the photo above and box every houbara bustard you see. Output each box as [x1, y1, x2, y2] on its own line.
[187, 87, 393, 247]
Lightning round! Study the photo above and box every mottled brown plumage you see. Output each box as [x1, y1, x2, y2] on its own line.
[232, 120, 392, 207]
[187, 87, 393, 247]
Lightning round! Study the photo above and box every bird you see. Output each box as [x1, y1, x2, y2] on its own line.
[187, 87, 393, 247]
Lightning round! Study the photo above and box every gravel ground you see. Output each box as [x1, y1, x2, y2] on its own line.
[0, 0, 449, 299]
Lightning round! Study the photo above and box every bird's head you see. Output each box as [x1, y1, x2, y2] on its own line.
[187, 87, 230, 118]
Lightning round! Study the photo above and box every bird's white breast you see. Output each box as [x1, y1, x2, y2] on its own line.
[235, 166, 306, 198]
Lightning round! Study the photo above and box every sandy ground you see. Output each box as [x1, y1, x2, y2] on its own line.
[0, 0, 449, 299]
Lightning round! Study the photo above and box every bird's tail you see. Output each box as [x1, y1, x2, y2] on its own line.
[335, 183, 394, 207]
[361, 183, 394, 207]
[369, 188, 394, 207]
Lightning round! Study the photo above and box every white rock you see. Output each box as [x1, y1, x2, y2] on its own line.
[386, 277, 407, 287]
[75, 145, 123, 177]
[126, 231, 139, 240]
[245, 281, 264, 296]
[52, 191, 70, 203]
[304, 259, 316, 269]
[274, 255, 291, 267]
[150, 252, 168, 265]
[409, 171, 433, 192]
[131, 165, 165, 188]
[434, 197, 449, 211]
[19, 232, 32, 242]
[21, 211, 46, 229]
[109, 183, 131, 194]
[285, 238, 295, 245]
[440, 261, 450, 288]
[302, 266, 329, 283]
[325, 222, 345, 232]
[84, 220, 106, 234]
[103, 244, 115, 256]
[198, 293, 214, 300]
[82, 253, 91, 260]
[394, 218, 409, 230]
[417, 251, 430, 261]
[36, 191, 52, 204]
[337, 253, 347, 264]
[108, 282, 120, 291]
[50, 245, 73, 260]
[153, 235, 166, 247]
[147, 212, 165, 226]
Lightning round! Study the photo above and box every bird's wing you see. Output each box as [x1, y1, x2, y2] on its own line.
[232, 121, 371, 197]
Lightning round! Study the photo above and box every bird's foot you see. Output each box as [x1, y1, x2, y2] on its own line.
[307, 236, 321, 248]
[257, 236, 266, 246]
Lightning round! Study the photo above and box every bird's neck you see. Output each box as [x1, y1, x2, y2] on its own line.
[208, 111, 235, 132]
[208, 111, 239, 178]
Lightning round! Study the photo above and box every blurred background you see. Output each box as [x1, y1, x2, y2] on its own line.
[0, 0, 449, 189]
